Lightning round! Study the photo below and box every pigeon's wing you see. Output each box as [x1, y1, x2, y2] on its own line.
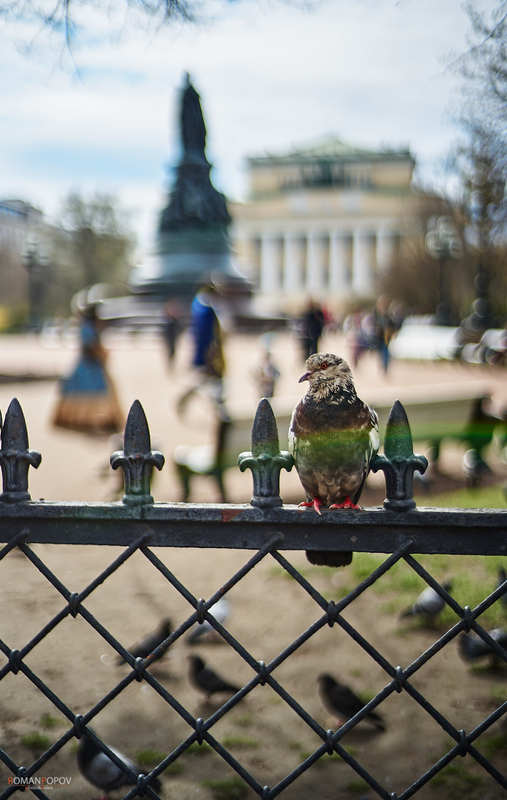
[200, 664, 237, 694]
[330, 683, 364, 717]
[86, 748, 135, 790]
[414, 586, 444, 615]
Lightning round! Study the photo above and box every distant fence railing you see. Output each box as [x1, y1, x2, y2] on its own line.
[0, 396, 505, 800]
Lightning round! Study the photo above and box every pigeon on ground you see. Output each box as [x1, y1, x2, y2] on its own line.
[188, 654, 241, 699]
[289, 353, 379, 566]
[458, 628, 507, 665]
[187, 597, 230, 645]
[399, 581, 452, 622]
[497, 567, 507, 609]
[117, 618, 172, 664]
[318, 674, 385, 731]
[77, 729, 161, 797]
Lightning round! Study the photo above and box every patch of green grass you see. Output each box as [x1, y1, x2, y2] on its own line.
[21, 732, 51, 752]
[234, 714, 253, 728]
[165, 762, 184, 776]
[183, 741, 212, 756]
[420, 484, 506, 509]
[489, 685, 507, 704]
[479, 732, 507, 759]
[39, 713, 60, 730]
[431, 763, 484, 798]
[135, 749, 166, 768]
[221, 736, 258, 750]
[201, 777, 249, 800]
[346, 778, 370, 793]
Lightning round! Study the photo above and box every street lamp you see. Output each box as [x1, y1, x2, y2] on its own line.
[23, 234, 49, 332]
[425, 216, 461, 326]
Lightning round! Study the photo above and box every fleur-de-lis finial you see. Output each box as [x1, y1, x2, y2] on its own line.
[0, 399, 41, 502]
[110, 400, 164, 506]
[371, 400, 428, 511]
[238, 399, 294, 508]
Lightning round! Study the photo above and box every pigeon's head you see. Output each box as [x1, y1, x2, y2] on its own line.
[317, 673, 337, 690]
[299, 353, 354, 396]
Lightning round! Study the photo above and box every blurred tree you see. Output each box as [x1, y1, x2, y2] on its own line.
[40, 191, 135, 318]
[0, 243, 28, 329]
[380, 2, 506, 323]
[451, 1, 507, 326]
[0, 0, 236, 44]
[59, 191, 135, 289]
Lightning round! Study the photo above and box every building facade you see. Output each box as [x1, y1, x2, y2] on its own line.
[230, 136, 425, 311]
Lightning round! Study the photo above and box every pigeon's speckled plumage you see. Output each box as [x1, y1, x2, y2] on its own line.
[289, 353, 379, 565]
[77, 730, 161, 796]
[318, 674, 385, 731]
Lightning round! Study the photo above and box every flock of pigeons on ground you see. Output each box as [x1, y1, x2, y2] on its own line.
[77, 354, 505, 797]
[78, 566, 506, 798]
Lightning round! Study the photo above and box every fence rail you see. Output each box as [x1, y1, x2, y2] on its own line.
[0, 395, 505, 800]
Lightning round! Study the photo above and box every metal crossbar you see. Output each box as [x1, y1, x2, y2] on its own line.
[0, 396, 505, 799]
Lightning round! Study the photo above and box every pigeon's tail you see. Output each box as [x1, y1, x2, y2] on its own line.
[399, 606, 415, 619]
[219, 680, 241, 695]
[306, 550, 353, 567]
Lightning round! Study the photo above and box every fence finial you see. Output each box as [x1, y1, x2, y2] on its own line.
[0, 398, 41, 503]
[371, 400, 428, 511]
[238, 398, 294, 508]
[110, 400, 165, 506]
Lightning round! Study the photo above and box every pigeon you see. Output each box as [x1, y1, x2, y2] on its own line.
[399, 581, 452, 622]
[318, 673, 385, 731]
[117, 618, 172, 664]
[497, 567, 507, 609]
[77, 729, 161, 797]
[289, 353, 379, 566]
[188, 654, 241, 699]
[458, 628, 507, 665]
[187, 597, 230, 645]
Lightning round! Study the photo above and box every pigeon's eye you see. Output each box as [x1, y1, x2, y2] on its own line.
[321, 361, 328, 370]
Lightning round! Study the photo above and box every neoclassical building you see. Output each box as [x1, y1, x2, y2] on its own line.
[230, 136, 424, 311]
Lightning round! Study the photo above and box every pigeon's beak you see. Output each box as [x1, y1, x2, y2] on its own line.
[298, 371, 311, 383]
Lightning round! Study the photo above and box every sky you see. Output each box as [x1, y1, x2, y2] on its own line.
[0, 0, 496, 259]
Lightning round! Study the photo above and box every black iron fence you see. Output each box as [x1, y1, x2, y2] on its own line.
[0, 396, 505, 799]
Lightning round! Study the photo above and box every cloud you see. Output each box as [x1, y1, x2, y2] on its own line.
[0, 0, 494, 254]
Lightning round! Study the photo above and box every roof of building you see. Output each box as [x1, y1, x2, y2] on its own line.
[247, 134, 414, 165]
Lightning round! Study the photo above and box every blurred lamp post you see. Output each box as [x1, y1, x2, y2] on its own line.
[23, 234, 49, 332]
[425, 216, 461, 326]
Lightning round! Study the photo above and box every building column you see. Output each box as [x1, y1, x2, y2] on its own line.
[283, 232, 301, 292]
[306, 232, 324, 293]
[376, 226, 396, 273]
[329, 231, 349, 291]
[352, 228, 374, 295]
[260, 233, 280, 293]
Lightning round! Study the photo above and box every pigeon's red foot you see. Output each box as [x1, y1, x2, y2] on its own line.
[329, 496, 361, 510]
[298, 498, 323, 515]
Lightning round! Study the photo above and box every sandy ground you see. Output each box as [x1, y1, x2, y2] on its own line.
[0, 331, 506, 799]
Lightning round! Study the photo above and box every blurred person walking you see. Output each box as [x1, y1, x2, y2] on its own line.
[161, 299, 183, 368]
[299, 298, 325, 360]
[52, 302, 123, 434]
[252, 346, 281, 399]
[177, 283, 226, 414]
[372, 295, 398, 375]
